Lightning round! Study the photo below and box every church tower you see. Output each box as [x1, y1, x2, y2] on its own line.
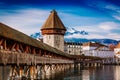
[41, 10, 66, 51]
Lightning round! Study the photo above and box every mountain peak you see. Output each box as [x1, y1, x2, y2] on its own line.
[30, 27, 118, 45]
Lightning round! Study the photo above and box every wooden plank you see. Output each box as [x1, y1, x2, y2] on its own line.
[11, 43, 16, 50]
[38, 50, 42, 56]
[25, 46, 29, 53]
[32, 48, 36, 54]
[4, 40, 7, 49]
[28, 46, 31, 53]
[16, 43, 20, 51]
[19, 44, 24, 52]
[0, 39, 3, 45]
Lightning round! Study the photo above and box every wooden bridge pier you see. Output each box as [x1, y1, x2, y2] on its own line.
[0, 66, 11, 80]
[73, 55, 103, 71]
[3, 64, 73, 80]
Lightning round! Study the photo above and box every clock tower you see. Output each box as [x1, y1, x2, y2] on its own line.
[41, 10, 66, 51]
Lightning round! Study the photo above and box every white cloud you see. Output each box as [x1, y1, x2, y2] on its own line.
[65, 21, 120, 40]
[105, 5, 119, 11]
[98, 22, 119, 31]
[75, 26, 102, 33]
[107, 33, 120, 40]
[65, 31, 120, 40]
[65, 32, 107, 39]
[113, 15, 120, 20]
[105, 5, 120, 14]
[65, 34, 88, 39]
[0, 8, 120, 40]
[0, 8, 50, 35]
[105, 5, 120, 21]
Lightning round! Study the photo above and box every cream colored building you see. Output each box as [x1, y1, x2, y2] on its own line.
[82, 42, 114, 58]
[64, 42, 83, 55]
[41, 10, 66, 51]
[114, 42, 120, 58]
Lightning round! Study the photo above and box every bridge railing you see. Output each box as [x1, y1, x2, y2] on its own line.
[0, 49, 73, 65]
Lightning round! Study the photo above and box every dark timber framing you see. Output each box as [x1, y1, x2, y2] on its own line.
[0, 22, 73, 65]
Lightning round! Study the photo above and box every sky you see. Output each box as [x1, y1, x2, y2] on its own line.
[0, 0, 120, 40]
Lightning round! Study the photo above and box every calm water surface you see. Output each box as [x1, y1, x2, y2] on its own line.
[43, 66, 120, 80]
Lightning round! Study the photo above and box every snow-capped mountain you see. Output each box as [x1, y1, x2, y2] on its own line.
[30, 32, 42, 39]
[30, 27, 88, 39]
[30, 27, 119, 45]
[65, 27, 88, 36]
[65, 38, 118, 45]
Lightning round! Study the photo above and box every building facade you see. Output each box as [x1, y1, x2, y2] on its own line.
[114, 42, 120, 58]
[82, 42, 114, 58]
[64, 42, 83, 55]
[41, 10, 66, 51]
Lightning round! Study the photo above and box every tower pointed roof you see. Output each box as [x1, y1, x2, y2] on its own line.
[41, 10, 66, 30]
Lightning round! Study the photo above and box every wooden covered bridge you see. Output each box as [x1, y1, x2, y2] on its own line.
[0, 10, 103, 80]
[0, 22, 73, 65]
[0, 22, 75, 79]
[0, 22, 103, 79]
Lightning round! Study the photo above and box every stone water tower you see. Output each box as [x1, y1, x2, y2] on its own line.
[41, 10, 66, 51]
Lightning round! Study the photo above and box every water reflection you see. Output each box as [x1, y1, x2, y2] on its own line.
[42, 66, 120, 80]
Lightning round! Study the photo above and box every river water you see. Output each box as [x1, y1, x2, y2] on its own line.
[42, 66, 120, 80]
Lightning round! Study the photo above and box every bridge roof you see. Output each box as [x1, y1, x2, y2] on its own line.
[0, 22, 70, 58]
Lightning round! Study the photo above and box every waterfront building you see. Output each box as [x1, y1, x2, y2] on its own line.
[114, 42, 120, 58]
[82, 42, 114, 58]
[64, 42, 83, 55]
[41, 10, 66, 51]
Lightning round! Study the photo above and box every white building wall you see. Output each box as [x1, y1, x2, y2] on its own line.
[114, 48, 120, 58]
[83, 50, 114, 58]
[65, 44, 82, 55]
[83, 46, 97, 50]
[114, 48, 120, 53]
[116, 54, 120, 58]
[83, 46, 90, 50]
[43, 35, 64, 51]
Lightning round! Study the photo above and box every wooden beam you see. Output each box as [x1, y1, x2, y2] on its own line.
[16, 43, 20, 51]
[40, 50, 44, 56]
[19, 44, 24, 52]
[28, 46, 31, 53]
[32, 48, 36, 54]
[25, 46, 29, 53]
[38, 49, 42, 56]
[3, 39, 7, 49]
[44, 51, 46, 57]
[11, 43, 16, 50]
[0, 39, 3, 45]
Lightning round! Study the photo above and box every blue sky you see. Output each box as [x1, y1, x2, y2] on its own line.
[0, 0, 120, 40]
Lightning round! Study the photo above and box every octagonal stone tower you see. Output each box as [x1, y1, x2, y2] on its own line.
[41, 10, 66, 51]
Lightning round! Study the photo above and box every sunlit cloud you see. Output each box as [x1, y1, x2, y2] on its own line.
[0, 8, 50, 35]
[104, 5, 120, 21]
[65, 21, 120, 40]
[0, 0, 120, 40]
[98, 22, 119, 31]
[113, 15, 120, 20]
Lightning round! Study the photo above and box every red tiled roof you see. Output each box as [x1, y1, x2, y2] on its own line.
[83, 42, 104, 47]
[115, 42, 120, 48]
